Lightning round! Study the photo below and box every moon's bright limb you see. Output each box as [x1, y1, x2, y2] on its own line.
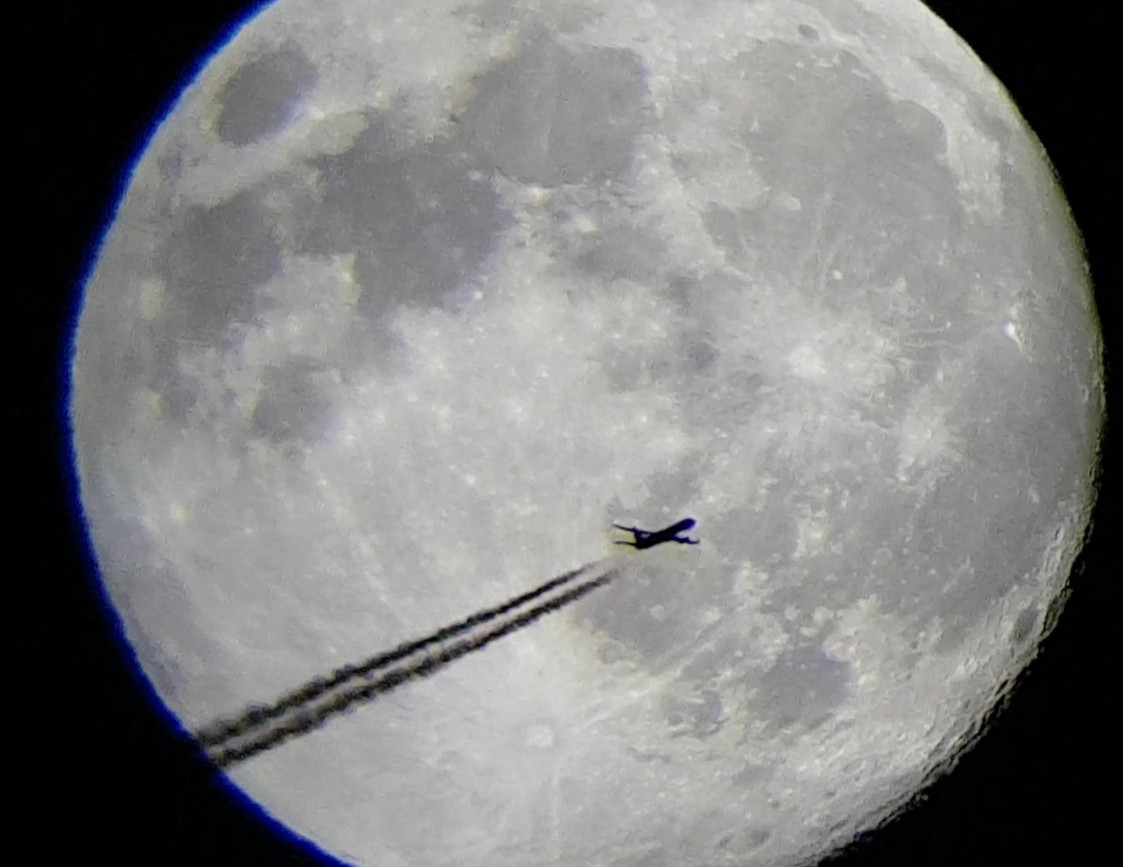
[68, 1, 1103, 866]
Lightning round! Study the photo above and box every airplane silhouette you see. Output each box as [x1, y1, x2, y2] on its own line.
[613, 518, 699, 550]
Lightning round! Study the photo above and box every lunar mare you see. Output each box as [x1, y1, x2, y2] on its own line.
[70, 1, 1102, 866]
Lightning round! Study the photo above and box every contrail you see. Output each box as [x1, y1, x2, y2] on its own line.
[195, 560, 603, 748]
[205, 565, 619, 769]
[195, 560, 619, 768]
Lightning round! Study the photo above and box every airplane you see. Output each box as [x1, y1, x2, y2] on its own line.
[613, 517, 700, 550]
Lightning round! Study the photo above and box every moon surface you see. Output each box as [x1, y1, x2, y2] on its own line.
[69, 1, 1103, 865]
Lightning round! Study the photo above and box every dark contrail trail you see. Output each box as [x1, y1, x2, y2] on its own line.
[205, 565, 619, 769]
[195, 560, 618, 767]
[196, 560, 603, 748]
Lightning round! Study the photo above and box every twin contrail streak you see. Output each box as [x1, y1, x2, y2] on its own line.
[194, 560, 619, 769]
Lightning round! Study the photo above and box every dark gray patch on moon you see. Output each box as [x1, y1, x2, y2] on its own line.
[916, 54, 1015, 155]
[729, 827, 773, 853]
[798, 24, 820, 42]
[597, 345, 647, 391]
[754, 644, 852, 729]
[595, 337, 679, 392]
[158, 189, 283, 342]
[576, 561, 731, 668]
[711, 474, 801, 567]
[572, 224, 668, 283]
[292, 113, 512, 324]
[215, 42, 318, 146]
[250, 357, 334, 445]
[1011, 606, 1038, 645]
[458, 36, 650, 185]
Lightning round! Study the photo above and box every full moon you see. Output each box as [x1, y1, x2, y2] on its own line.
[68, 0, 1103, 865]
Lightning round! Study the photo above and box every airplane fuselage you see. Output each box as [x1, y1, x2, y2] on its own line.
[613, 517, 699, 550]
